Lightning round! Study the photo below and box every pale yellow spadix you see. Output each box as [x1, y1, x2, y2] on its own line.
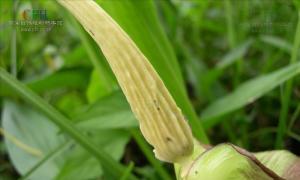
[58, 0, 194, 163]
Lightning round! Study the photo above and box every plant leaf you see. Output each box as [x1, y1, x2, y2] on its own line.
[0, 68, 90, 97]
[75, 91, 138, 130]
[56, 130, 130, 180]
[201, 62, 300, 128]
[0, 68, 137, 179]
[260, 35, 293, 53]
[216, 39, 253, 69]
[86, 69, 117, 103]
[1, 100, 66, 180]
[1, 100, 132, 180]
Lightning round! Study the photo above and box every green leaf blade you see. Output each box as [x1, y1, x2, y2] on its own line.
[202, 62, 300, 128]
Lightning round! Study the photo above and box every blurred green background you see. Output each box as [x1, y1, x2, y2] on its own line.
[0, 0, 299, 179]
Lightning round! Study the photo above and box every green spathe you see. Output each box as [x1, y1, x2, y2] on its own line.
[255, 150, 300, 179]
[177, 144, 273, 180]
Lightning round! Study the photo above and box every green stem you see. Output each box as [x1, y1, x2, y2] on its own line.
[120, 162, 135, 180]
[223, 0, 244, 143]
[225, 0, 236, 49]
[224, 0, 242, 86]
[130, 129, 172, 180]
[248, 127, 277, 139]
[10, 0, 18, 77]
[241, 123, 249, 149]
[188, 107, 210, 144]
[287, 131, 300, 142]
[222, 120, 237, 143]
[177, 40, 210, 143]
[0, 68, 137, 180]
[275, 11, 300, 148]
[288, 104, 300, 130]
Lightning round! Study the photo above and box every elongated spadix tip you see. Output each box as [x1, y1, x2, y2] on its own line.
[57, 0, 194, 163]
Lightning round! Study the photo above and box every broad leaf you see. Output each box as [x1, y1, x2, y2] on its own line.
[86, 69, 118, 104]
[1, 100, 66, 180]
[75, 91, 138, 130]
[1, 100, 132, 180]
[56, 130, 130, 180]
[0, 68, 90, 97]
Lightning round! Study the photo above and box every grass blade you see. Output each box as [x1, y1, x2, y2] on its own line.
[120, 162, 135, 180]
[275, 11, 300, 148]
[224, 0, 242, 86]
[216, 39, 253, 69]
[287, 131, 300, 142]
[201, 62, 300, 128]
[288, 104, 300, 131]
[260, 35, 293, 53]
[10, 0, 18, 77]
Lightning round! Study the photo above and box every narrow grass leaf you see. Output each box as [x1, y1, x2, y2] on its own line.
[120, 162, 135, 180]
[260, 35, 293, 53]
[216, 39, 253, 69]
[275, 11, 300, 148]
[201, 62, 300, 128]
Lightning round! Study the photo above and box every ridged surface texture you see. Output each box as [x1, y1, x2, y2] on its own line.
[58, 0, 194, 163]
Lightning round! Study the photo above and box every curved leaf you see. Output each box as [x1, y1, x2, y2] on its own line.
[202, 62, 300, 128]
